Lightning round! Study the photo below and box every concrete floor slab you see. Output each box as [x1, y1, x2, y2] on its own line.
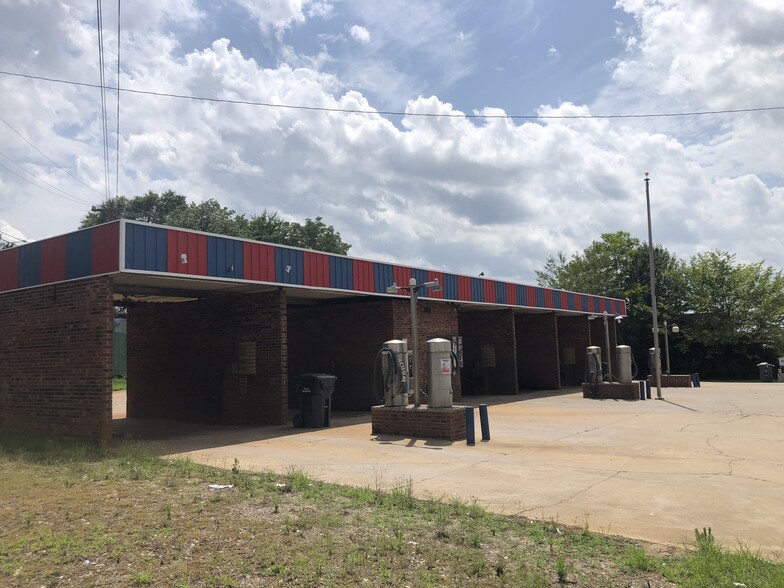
[114, 382, 784, 555]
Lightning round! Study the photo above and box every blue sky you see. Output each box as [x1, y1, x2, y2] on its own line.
[0, 0, 782, 282]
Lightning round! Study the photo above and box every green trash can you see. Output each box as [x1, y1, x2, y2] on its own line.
[294, 373, 337, 428]
[757, 362, 774, 382]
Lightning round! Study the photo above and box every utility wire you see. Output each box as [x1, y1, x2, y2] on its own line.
[0, 151, 95, 204]
[1, 69, 783, 121]
[0, 160, 94, 206]
[96, 0, 111, 201]
[0, 115, 106, 198]
[115, 0, 121, 200]
[0, 229, 26, 243]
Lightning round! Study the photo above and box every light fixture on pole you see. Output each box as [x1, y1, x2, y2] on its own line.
[645, 173, 663, 399]
[663, 320, 679, 374]
[386, 277, 441, 407]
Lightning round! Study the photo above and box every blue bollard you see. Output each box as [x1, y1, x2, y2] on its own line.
[646, 380, 652, 399]
[478, 404, 490, 441]
[465, 406, 475, 446]
[638, 381, 646, 400]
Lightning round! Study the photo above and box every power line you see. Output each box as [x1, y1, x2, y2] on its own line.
[0, 151, 95, 204]
[1, 69, 783, 121]
[96, 0, 111, 201]
[0, 115, 106, 198]
[0, 159, 94, 206]
[0, 229, 25, 243]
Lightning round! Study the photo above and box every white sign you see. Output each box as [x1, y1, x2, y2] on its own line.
[440, 358, 452, 375]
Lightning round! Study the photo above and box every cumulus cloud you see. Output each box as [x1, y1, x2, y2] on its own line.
[234, 0, 331, 36]
[350, 24, 371, 44]
[0, 0, 782, 283]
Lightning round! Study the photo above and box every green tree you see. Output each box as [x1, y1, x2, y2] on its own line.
[166, 199, 246, 236]
[680, 251, 784, 378]
[537, 235, 783, 379]
[79, 191, 351, 254]
[537, 232, 688, 375]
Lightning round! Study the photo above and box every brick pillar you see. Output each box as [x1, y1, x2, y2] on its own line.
[0, 277, 114, 443]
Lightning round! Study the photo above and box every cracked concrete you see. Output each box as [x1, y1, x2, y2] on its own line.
[114, 381, 784, 555]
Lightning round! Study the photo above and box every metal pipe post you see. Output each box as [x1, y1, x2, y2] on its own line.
[664, 319, 671, 374]
[645, 173, 663, 399]
[410, 277, 420, 407]
[603, 312, 613, 382]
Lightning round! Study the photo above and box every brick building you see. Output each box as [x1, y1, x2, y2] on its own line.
[0, 220, 624, 443]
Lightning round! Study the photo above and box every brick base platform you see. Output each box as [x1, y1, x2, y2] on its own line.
[371, 405, 467, 440]
[647, 374, 693, 387]
[582, 382, 640, 400]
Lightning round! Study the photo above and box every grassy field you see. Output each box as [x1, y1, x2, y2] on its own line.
[1, 429, 782, 587]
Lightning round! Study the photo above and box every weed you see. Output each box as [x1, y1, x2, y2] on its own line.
[621, 545, 660, 573]
[231, 458, 240, 476]
[129, 571, 154, 585]
[555, 556, 568, 583]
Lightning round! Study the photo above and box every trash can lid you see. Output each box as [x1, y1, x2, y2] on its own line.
[756, 362, 773, 367]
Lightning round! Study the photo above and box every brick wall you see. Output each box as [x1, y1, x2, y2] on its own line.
[555, 315, 591, 385]
[515, 313, 560, 390]
[0, 277, 114, 443]
[459, 309, 518, 395]
[371, 405, 466, 441]
[288, 299, 394, 411]
[127, 289, 287, 425]
[288, 298, 461, 411]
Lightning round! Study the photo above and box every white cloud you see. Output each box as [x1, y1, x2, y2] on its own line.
[0, 0, 782, 284]
[233, 0, 332, 36]
[350, 24, 371, 44]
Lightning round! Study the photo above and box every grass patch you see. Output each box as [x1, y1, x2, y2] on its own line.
[112, 376, 127, 391]
[1, 428, 783, 587]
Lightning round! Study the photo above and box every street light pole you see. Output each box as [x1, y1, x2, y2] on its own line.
[664, 319, 671, 375]
[645, 173, 663, 399]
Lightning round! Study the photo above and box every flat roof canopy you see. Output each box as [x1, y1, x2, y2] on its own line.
[0, 219, 626, 317]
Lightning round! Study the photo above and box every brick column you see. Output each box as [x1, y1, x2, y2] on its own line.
[0, 277, 114, 443]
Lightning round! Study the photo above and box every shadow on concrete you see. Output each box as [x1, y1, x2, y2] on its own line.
[111, 388, 587, 454]
[112, 409, 373, 454]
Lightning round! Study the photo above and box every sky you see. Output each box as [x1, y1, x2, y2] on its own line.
[0, 0, 782, 284]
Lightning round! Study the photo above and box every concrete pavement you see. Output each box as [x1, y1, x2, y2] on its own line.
[114, 382, 784, 555]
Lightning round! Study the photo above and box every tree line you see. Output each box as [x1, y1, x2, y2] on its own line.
[80, 190, 351, 255]
[537, 231, 784, 380]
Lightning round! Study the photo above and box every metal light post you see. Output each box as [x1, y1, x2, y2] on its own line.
[645, 173, 663, 399]
[387, 277, 441, 407]
[663, 321, 679, 374]
[602, 311, 613, 382]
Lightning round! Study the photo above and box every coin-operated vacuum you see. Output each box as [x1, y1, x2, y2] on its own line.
[373, 339, 411, 407]
[426, 338, 456, 408]
[585, 346, 603, 384]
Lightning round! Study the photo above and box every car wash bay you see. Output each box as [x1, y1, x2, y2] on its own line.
[0, 220, 623, 444]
